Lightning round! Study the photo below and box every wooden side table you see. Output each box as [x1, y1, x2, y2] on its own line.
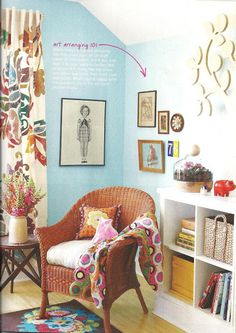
[0, 235, 41, 293]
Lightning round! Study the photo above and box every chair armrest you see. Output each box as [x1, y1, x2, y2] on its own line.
[35, 207, 80, 277]
[105, 238, 139, 302]
[108, 238, 137, 254]
[106, 238, 138, 271]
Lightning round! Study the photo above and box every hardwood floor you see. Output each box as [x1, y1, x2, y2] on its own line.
[1, 276, 185, 333]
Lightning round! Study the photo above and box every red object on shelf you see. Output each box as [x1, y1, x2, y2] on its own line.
[214, 180, 236, 197]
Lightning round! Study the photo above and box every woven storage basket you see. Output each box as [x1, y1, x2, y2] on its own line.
[224, 223, 234, 265]
[213, 215, 228, 262]
[204, 216, 217, 258]
[204, 214, 234, 264]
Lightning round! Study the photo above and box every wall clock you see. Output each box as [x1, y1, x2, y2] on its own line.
[170, 113, 184, 132]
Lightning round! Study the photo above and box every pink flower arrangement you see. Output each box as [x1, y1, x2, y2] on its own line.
[184, 162, 203, 169]
[174, 161, 212, 182]
[2, 171, 46, 217]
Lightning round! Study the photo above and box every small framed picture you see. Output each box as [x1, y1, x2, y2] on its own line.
[158, 111, 170, 134]
[60, 98, 106, 166]
[137, 90, 157, 127]
[138, 140, 165, 173]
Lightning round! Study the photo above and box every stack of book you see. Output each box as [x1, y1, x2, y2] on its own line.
[198, 271, 232, 322]
[176, 217, 195, 251]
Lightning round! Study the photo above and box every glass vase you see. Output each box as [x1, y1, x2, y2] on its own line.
[173, 154, 213, 192]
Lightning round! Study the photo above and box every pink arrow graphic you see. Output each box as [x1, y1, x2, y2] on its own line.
[98, 43, 147, 77]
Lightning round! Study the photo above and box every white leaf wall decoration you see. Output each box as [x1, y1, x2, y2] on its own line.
[189, 13, 236, 115]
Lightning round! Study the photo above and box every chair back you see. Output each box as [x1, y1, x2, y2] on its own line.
[75, 186, 155, 232]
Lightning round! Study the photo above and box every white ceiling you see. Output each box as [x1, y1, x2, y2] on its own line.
[69, 0, 236, 44]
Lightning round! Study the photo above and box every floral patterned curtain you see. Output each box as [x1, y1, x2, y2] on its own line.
[0, 8, 47, 233]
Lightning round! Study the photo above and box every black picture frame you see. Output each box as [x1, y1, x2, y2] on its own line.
[137, 90, 157, 127]
[59, 98, 106, 166]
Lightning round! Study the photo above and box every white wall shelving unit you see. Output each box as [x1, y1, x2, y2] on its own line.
[154, 188, 235, 333]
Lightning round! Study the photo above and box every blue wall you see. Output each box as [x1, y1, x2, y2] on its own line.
[123, 37, 191, 201]
[3, 0, 126, 224]
[123, 4, 236, 204]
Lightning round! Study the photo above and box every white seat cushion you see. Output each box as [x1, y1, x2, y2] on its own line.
[47, 239, 91, 269]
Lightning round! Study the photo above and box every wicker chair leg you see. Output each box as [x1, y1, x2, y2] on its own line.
[39, 291, 49, 319]
[103, 306, 112, 333]
[135, 287, 148, 314]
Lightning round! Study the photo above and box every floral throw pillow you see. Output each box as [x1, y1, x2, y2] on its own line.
[75, 204, 121, 239]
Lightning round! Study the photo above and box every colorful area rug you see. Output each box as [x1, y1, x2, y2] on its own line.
[0, 300, 121, 332]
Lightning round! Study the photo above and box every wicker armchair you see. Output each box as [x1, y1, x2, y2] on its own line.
[35, 186, 156, 333]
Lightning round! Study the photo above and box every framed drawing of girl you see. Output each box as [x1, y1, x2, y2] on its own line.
[60, 98, 106, 166]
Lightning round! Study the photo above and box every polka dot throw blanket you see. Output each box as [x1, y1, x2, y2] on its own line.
[70, 217, 163, 308]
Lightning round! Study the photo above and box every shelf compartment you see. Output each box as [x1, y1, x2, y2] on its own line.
[162, 199, 195, 245]
[162, 245, 194, 294]
[194, 260, 231, 310]
[171, 254, 194, 302]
